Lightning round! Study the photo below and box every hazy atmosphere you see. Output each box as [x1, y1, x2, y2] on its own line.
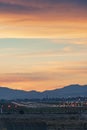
[0, 0, 87, 91]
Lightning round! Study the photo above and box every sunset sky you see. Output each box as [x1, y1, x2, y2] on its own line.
[0, 0, 87, 91]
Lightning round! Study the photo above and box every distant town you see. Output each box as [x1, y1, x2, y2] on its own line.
[0, 96, 87, 115]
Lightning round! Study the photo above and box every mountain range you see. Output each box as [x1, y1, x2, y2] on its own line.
[0, 84, 87, 99]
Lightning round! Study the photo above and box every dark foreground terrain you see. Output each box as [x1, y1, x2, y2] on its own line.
[0, 113, 87, 130]
[0, 100, 87, 130]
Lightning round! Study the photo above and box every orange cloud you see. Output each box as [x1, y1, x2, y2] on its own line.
[0, 61, 87, 91]
[0, 0, 87, 38]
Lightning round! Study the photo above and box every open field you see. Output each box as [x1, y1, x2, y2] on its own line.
[0, 113, 87, 130]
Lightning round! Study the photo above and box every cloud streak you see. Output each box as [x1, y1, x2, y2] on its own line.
[0, 0, 87, 20]
[0, 65, 87, 90]
[0, 0, 87, 38]
[0, 60, 87, 91]
[0, 60, 87, 83]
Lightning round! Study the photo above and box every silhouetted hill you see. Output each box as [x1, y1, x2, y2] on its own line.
[0, 84, 87, 99]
